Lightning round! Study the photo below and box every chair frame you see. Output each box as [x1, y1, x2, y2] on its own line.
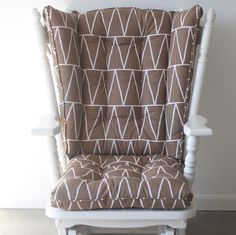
[32, 6, 216, 235]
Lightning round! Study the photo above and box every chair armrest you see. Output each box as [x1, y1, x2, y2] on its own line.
[184, 115, 213, 136]
[31, 115, 61, 136]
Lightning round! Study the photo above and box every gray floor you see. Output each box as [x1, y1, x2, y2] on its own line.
[0, 210, 235, 235]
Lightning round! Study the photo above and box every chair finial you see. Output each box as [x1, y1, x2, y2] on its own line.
[207, 8, 216, 23]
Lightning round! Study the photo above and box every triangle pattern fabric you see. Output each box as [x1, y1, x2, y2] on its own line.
[43, 5, 202, 210]
[44, 4, 202, 159]
[50, 154, 193, 210]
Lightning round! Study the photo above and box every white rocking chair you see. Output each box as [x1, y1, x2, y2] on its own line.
[32, 4, 215, 235]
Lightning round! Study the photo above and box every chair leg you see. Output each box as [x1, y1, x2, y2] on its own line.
[68, 227, 77, 235]
[166, 226, 175, 235]
[159, 225, 174, 235]
[55, 219, 68, 235]
[159, 225, 166, 235]
[56, 227, 67, 235]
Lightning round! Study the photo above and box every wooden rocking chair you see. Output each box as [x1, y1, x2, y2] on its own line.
[32, 4, 215, 235]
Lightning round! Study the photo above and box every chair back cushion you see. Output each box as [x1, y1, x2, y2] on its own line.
[43, 5, 202, 159]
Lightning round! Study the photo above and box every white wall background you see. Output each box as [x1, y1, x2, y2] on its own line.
[0, 0, 235, 210]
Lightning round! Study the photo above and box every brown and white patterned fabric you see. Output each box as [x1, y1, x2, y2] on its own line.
[43, 5, 202, 210]
[52, 154, 192, 210]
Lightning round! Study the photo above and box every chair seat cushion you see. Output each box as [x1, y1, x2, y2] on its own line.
[51, 155, 192, 210]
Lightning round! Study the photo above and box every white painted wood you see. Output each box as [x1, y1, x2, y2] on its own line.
[183, 9, 216, 189]
[32, 8, 64, 185]
[32, 7, 67, 173]
[159, 226, 176, 235]
[56, 219, 68, 235]
[31, 115, 61, 186]
[165, 226, 174, 235]
[55, 133, 67, 172]
[46, 43, 67, 171]
[56, 224, 67, 235]
[46, 202, 195, 223]
[159, 225, 166, 235]
[49, 218, 187, 230]
[189, 8, 216, 116]
[34, 5, 216, 235]
[46, 136, 62, 186]
[183, 136, 200, 187]
[90, 226, 159, 234]
[32, 8, 59, 118]
[57, 228, 67, 235]
[45, 202, 192, 229]
[68, 227, 77, 235]
[31, 115, 61, 136]
[184, 115, 212, 136]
